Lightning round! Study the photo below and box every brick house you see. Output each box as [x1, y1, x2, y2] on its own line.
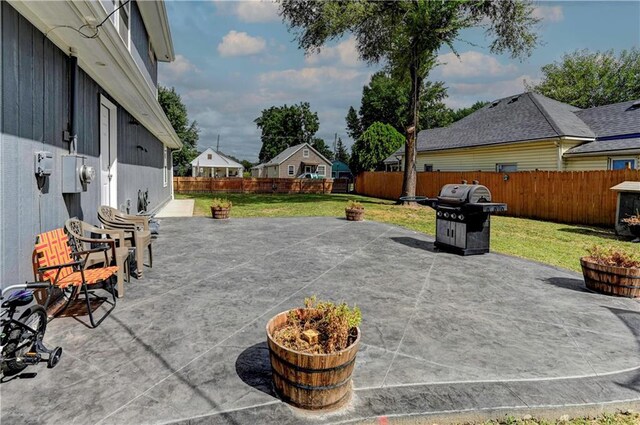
[251, 143, 333, 178]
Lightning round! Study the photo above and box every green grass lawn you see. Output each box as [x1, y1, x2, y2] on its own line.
[178, 193, 638, 273]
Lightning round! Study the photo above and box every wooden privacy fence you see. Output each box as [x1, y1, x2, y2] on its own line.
[174, 177, 334, 194]
[355, 170, 640, 227]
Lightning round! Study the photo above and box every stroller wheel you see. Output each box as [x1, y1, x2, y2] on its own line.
[47, 347, 62, 368]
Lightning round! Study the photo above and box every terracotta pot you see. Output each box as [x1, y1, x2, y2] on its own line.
[210, 206, 230, 219]
[345, 208, 364, 221]
[266, 310, 360, 410]
[580, 256, 640, 298]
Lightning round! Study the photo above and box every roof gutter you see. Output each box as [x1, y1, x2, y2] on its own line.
[563, 149, 640, 157]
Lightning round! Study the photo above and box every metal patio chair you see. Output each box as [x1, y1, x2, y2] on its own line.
[33, 228, 118, 328]
[98, 206, 152, 278]
[65, 218, 130, 298]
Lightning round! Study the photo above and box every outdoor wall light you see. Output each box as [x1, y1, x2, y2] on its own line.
[136, 145, 148, 152]
[503, 174, 510, 181]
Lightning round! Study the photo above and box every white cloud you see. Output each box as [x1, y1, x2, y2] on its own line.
[259, 66, 363, 89]
[158, 54, 198, 84]
[447, 74, 538, 106]
[234, 0, 280, 23]
[305, 37, 361, 67]
[532, 5, 564, 23]
[218, 30, 266, 57]
[437, 51, 517, 79]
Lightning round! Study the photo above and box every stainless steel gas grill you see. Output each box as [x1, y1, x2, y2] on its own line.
[408, 181, 507, 255]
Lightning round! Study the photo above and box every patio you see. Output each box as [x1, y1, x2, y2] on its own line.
[2, 217, 639, 424]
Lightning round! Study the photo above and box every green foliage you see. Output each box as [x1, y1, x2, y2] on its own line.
[240, 160, 254, 171]
[255, 102, 320, 163]
[281, 0, 539, 196]
[529, 48, 640, 108]
[350, 122, 405, 173]
[158, 86, 199, 176]
[449, 101, 490, 123]
[311, 138, 334, 161]
[210, 198, 232, 209]
[346, 200, 363, 210]
[335, 137, 350, 164]
[345, 106, 363, 141]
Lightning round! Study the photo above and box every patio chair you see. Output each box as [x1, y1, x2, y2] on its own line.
[33, 228, 118, 328]
[65, 218, 130, 298]
[97, 206, 152, 278]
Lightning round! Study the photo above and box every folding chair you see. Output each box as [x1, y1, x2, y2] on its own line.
[33, 228, 118, 328]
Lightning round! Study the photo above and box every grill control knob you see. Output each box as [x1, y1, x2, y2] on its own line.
[450, 213, 457, 220]
[444, 212, 450, 219]
[437, 211, 442, 217]
[458, 214, 465, 221]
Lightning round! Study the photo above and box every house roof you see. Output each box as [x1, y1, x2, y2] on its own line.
[191, 148, 243, 168]
[412, 92, 595, 153]
[262, 143, 332, 167]
[574, 99, 640, 138]
[565, 137, 640, 155]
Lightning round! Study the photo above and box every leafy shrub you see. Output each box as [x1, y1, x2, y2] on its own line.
[346, 200, 364, 210]
[210, 198, 232, 209]
[621, 210, 640, 226]
[272, 296, 361, 354]
[586, 245, 640, 268]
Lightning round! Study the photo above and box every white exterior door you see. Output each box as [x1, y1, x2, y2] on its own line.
[100, 95, 118, 208]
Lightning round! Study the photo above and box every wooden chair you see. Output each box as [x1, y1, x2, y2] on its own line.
[33, 228, 118, 328]
[65, 219, 130, 298]
[98, 206, 152, 278]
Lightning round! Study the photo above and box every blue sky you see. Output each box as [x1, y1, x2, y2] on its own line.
[159, 1, 640, 162]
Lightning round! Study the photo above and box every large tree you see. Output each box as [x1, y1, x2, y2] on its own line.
[350, 122, 405, 174]
[335, 137, 350, 164]
[311, 138, 334, 161]
[280, 0, 539, 201]
[528, 48, 640, 109]
[255, 102, 320, 163]
[345, 106, 362, 141]
[158, 86, 199, 176]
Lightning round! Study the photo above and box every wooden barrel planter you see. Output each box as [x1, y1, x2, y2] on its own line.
[265, 310, 361, 410]
[580, 257, 640, 298]
[345, 208, 364, 221]
[210, 206, 230, 219]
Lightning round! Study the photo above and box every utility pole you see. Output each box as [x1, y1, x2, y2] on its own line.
[216, 134, 220, 152]
[333, 133, 337, 156]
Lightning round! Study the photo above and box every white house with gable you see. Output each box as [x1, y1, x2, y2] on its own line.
[191, 148, 244, 177]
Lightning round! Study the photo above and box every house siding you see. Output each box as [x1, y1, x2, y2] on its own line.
[565, 155, 640, 171]
[0, 2, 169, 288]
[415, 140, 562, 172]
[131, 0, 157, 86]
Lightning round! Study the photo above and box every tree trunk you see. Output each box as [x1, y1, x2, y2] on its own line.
[400, 59, 421, 204]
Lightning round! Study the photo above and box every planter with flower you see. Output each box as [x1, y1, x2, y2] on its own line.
[580, 246, 640, 298]
[210, 198, 232, 219]
[266, 297, 361, 410]
[345, 200, 364, 221]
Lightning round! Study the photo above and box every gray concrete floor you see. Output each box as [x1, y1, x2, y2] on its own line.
[1, 217, 639, 424]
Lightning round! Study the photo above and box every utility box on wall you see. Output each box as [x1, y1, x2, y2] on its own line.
[611, 181, 640, 236]
[62, 155, 96, 193]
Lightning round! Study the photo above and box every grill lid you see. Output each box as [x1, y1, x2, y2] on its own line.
[438, 183, 491, 204]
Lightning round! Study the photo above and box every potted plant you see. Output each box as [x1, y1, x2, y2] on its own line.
[621, 211, 640, 240]
[580, 246, 640, 298]
[345, 200, 364, 221]
[266, 296, 362, 410]
[210, 198, 232, 219]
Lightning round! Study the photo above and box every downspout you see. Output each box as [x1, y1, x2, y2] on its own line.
[69, 48, 79, 154]
[554, 140, 563, 171]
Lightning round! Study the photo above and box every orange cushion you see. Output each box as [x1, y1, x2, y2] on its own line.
[55, 266, 119, 289]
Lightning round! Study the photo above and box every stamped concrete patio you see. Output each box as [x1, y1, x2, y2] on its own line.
[2, 217, 639, 424]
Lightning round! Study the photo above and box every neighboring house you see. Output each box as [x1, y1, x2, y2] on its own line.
[191, 148, 243, 177]
[387, 92, 640, 172]
[0, 1, 181, 286]
[253, 143, 333, 178]
[332, 161, 354, 179]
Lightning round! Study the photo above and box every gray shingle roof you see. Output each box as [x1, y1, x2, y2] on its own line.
[413, 92, 595, 153]
[565, 137, 640, 155]
[574, 99, 640, 138]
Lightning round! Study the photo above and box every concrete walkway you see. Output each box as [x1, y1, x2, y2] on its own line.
[1, 217, 638, 424]
[154, 199, 194, 217]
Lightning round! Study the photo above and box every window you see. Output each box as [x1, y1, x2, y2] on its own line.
[610, 159, 636, 170]
[113, 0, 130, 49]
[317, 165, 326, 176]
[288, 165, 295, 176]
[207, 154, 212, 160]
[424, 164, 433, 172]
[302, 149, 309, 158]
[163, 147, 168, 187]
[305, 165, 312, 173]
[496, 163, 517, 172]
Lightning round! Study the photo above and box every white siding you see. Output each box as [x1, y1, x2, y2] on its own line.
[565, 155, 640, 171]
